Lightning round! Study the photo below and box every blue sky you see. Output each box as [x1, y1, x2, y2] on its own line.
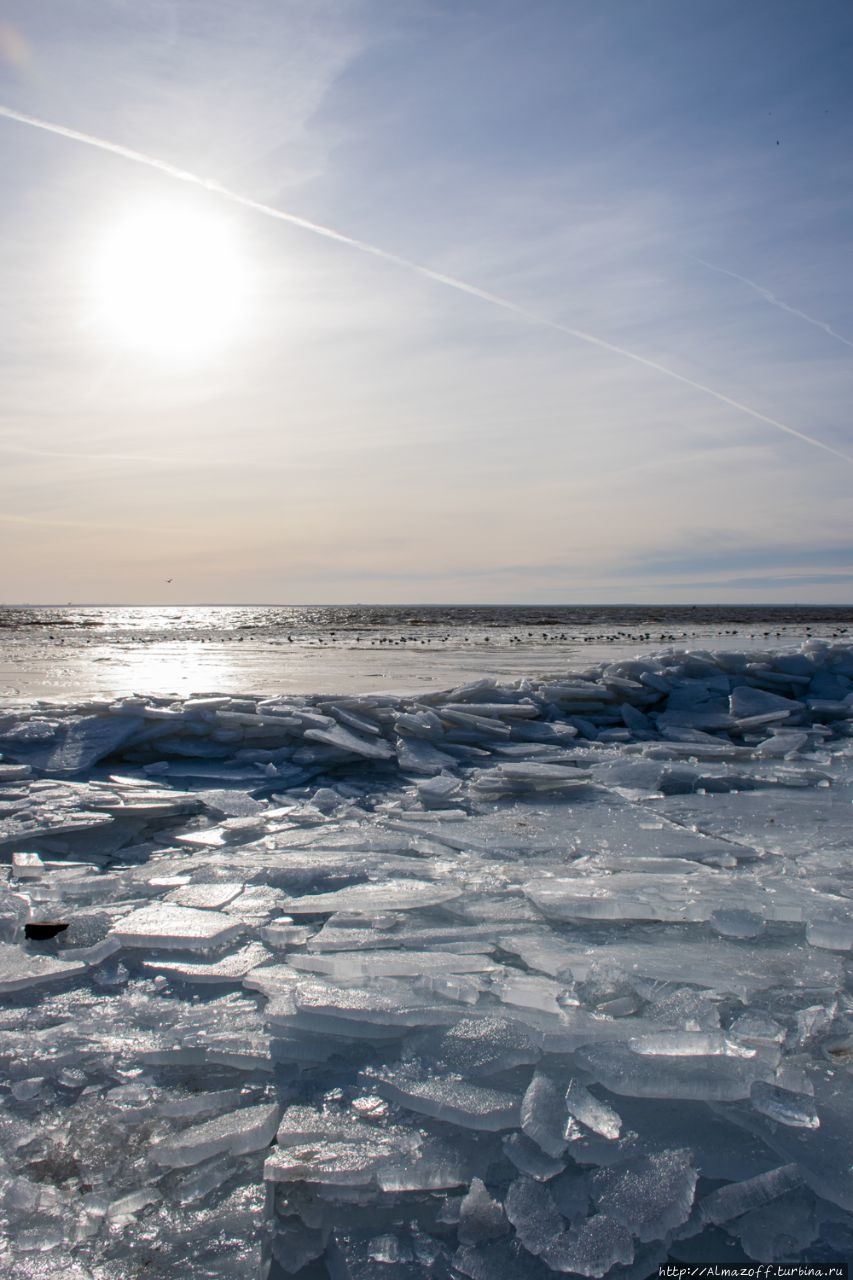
[1, 0, 851, 603]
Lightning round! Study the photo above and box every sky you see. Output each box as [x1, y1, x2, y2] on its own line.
[1, 0, 852, 606]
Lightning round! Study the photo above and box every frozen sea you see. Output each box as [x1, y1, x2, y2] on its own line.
[1, 605, 852, 1278]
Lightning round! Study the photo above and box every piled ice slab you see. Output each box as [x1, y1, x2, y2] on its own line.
[0, 641, 852, 1275]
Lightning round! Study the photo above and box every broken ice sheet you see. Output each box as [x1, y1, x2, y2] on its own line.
[0, 712, 142, 774]
[150, 1101, 281, 1167]
[627, 1030, 754, 1058]
[453, 1239, 557, 1280]
[709, 907, 766, 939]
[699, 1163, 804, 1226]
[157, 1088, 243, 1119]
[0, 795, 114, 849]
[458, 1177, 509, 1244]
[575, 1042, 774, 1101]
[365, 1068, 521, 1130]
[424, 1016, 541, 1077]
[523, 865, 751, 924]
[276, 877, 463, 914]
[287, 976, 461, 1029]
[504, 1175, 566, 1256]
[287, 949, 498, 978]
[1, 640, 852, 1275]
[265, 1107, 422, 1188]
[304, 720, 395, 759]
[531, 936, 842, 1001]
[141, 941, 271, 983]
[502, 1131, 567, 1181]
[471, 762, 592, 796]
[0, 942, 88, 993]
[590, 1148, 697, 1241]
[564, 1080, 622, 1140]
[653, 786, 853, 859]
[521, 1073, 569, 1157]
[110, 903, 243, 951]
[164, 881, 244, 909]
[749, 1081, 820, 1129]
[805, 918, 853, 950]
[541, 1214, 635, 1277]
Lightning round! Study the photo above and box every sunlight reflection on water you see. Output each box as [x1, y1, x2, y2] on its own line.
[0, 604, 849, 702]
[94, 642, 242, 696]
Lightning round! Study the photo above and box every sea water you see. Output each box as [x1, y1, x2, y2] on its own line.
[0, 603, 849, 700]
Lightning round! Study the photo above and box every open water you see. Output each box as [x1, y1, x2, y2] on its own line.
[0, 604, 850, 701]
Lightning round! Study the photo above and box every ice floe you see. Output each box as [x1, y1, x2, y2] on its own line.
[0, 639, 852, 1273]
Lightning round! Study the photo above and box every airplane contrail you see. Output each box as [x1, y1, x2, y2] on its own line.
[690, 254, 853, 352]
[2, 103, 852, 467]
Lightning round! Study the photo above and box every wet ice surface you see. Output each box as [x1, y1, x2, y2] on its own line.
[0, 640, 852, 1277]
[1, 603, 850, 703]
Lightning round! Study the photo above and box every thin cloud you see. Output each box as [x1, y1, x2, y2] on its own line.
[1, 104, 851, 467]
[1, 441, 225, 466]
[1, 440, 217, 465]
[0, 511, 192, 533]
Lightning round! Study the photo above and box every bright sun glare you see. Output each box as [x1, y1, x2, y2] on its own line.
[92, 204, 249, 357]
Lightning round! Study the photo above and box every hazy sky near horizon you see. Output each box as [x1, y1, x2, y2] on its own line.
[1, 0, 852, 605]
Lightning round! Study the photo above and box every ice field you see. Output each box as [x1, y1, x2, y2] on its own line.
[1, 638, 852, 1277]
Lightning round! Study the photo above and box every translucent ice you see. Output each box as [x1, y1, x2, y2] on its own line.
[268, 1107, 467, 1192]
[111, 903, 243, 952]
[11, 850, 45, 879]
[458, 1177, 509, 1244]
[165, 881, 244, 910]
[504, 1176, 565, 1256]
[304, 721, 394, 759]
[0, 712, 142, 774]
[151, 1101, 280, 1167]
[590, 1148, 697, 1241]
[158, 1088, 243, 1119]
[424, 1016, 541, 1077]
[627, 1031, 754, 1058]
[367, 1069, 521, 1130]
[288, 949, 496, 978]
[472, 763, 591, 796]
[699, 1163, 803, 1225]
[732, 1187, 819, 1263]
[277, 878, 462, 914]
[0, 942, 87, 993]
[564, 1080, 622, 1140]
[142, 941, 271, 983]
[575, 1043, 772, 1101]
[2, 641, 853, 1274]
[750, 1081, 820, 1129]
[540, 1214, 634, 1276]
[502, 1132, 567, 1181]
[396, 736, 458, 773]
[521, 1073, 569, 1158]
[265, 1138, 398, 1188]
[806, 918, 853, 951]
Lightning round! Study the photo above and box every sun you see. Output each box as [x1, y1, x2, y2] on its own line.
[92, 203, 249, 357]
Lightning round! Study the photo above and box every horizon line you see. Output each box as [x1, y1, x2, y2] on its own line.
[1, 601, 851, 611]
